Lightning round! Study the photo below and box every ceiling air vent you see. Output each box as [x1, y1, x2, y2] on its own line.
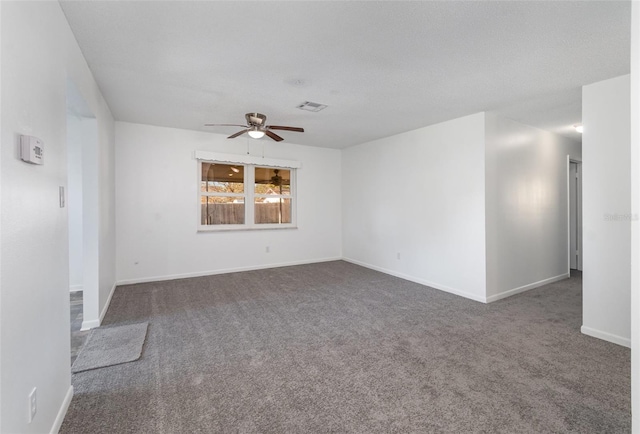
[296, 101, 327, 112]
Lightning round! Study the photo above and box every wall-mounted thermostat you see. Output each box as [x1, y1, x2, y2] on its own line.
[20, 135, 44, 165]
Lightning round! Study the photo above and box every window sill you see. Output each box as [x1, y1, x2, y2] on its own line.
[197, 225, 298, 233]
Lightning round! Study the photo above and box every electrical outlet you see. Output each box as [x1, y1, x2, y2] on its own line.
[28, 387, 37, 423]
[265, 246, 270, 253]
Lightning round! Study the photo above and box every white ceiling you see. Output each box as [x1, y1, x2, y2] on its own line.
[59, 1, 631, 149]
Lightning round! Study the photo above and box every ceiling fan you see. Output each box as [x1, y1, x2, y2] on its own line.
[205, 113, 304, 142]
[270, 169, 283, 186]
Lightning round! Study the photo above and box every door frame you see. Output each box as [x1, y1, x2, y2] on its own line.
[567, 156, 583, 273]
[66, 79, 100, 331]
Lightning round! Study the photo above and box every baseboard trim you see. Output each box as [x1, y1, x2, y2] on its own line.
[50, 385, 73, 434]
[99, 282, 117, 323]
[485, 273, 569, 303]
[342, 257, 487, 303]
[581, 325, 631, 348]
[80, 319, 99, 331]
[69, 285, 82, 292]
[633, 415, 640, 434]
[116, 257, 343, 286]
[81, 282, 117, 331]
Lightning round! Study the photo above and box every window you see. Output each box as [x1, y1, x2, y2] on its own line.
[200, 162, 245, 225]
[199, 159, 296, 230]
[254, 167, 292, 224]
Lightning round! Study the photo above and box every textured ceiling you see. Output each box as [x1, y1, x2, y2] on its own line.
[60, 1, 631, 149]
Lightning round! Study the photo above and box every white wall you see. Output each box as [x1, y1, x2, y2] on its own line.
[0, 0, 3, 425]
[484, 113, 581, 301]
[0, 2, 115, 433]
[97, 113, 116, 321]
[630, 3, 639, 426]
[582, 75, 631, 348]
[67, 114, 84, 291]
[115, 122, 342, 283]
[79, 116, 102, 329]
[342, 113, 487, 301]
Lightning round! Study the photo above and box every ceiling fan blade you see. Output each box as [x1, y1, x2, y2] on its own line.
[228, 129, 248, 139]
[265, 130, 284, 142]
[267, 125, 304, 132]
[205, 123, 248, 127]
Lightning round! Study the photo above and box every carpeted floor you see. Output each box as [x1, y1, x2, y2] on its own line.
[71, 322, 148, 373]
[60, 261, 630, 433]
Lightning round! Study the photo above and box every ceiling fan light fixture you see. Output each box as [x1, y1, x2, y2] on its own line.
[248, 126, 265, 139]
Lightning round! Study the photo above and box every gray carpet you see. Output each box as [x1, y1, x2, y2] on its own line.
[71, 322, 148, 373]
[61, 261, 630, 433]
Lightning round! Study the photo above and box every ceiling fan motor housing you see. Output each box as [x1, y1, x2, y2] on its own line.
[246, 113, 267, 127]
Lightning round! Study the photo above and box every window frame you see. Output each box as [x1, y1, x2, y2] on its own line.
[200, 162, 247, 226]
[197, 153, 299, 232]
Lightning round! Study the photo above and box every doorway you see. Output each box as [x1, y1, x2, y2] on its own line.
[569, 159, 583, 272]
[67, 80, 99, 365]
